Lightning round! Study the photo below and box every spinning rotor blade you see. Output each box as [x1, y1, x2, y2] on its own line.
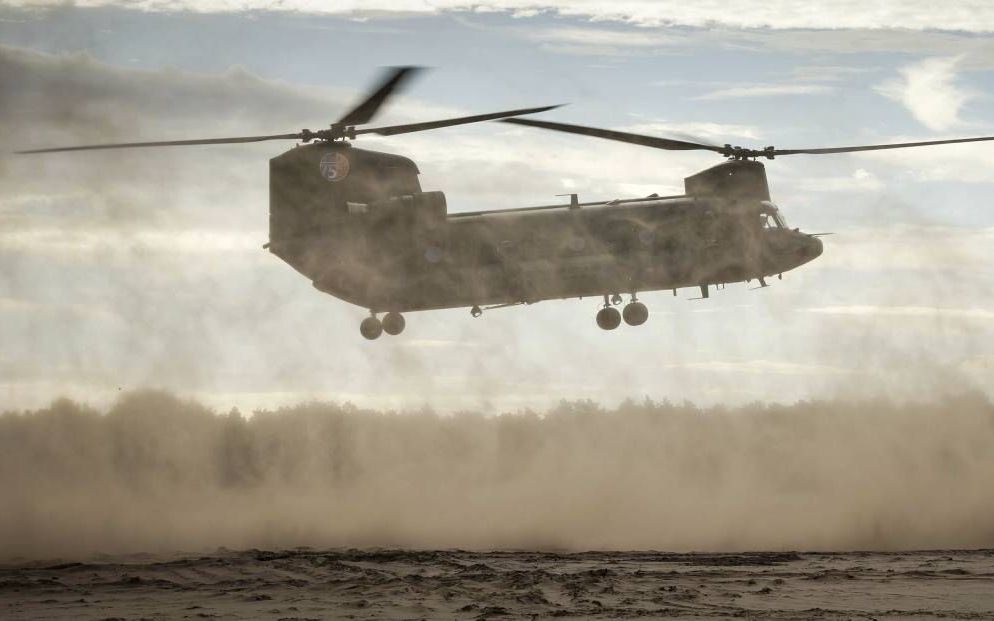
[358, 104, 564, 137]
[17, 105, 562, 154]
[16, 62, 558, 155]
[502, 117, 726, 154]
[16, 133, 303, 154]
[336, 66, 424, 127]
[504, 117, 994, 160]
[770, 135, 994, 156]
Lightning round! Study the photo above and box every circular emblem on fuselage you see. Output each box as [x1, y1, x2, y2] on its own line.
[319, 152, 350, 182]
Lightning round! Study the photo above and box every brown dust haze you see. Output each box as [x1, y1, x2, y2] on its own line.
[2, 391, 993, 559]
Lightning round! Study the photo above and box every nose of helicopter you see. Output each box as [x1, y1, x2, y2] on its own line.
[768, 230, 823, 272]
[801, 233, 823, 262]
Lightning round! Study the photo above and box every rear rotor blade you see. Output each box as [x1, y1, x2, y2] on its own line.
[771, 135, 994, 156]
[357, 104, 564, 137]
[16, 133, 303, 154]
[504, 117, 994, 160]
[501, 117, 726, 154]
[336, 66, 424, 127]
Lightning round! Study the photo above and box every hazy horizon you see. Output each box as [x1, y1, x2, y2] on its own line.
[3, 389, 993, 559]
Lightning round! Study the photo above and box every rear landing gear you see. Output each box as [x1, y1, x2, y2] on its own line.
[360, 311, 405, 340]
[360, 315, 383, 340]
[596, 306, 621, 330]
[382, 312, 405, 335]
[597, 294, 648, 330]
[623, 300, 648, 326]
[596, 294, 622, 330]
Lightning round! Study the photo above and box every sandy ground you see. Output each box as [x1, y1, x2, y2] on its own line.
[2, 548, 994, 619]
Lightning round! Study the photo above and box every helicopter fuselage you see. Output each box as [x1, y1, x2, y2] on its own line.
[267, 144, 822, 315]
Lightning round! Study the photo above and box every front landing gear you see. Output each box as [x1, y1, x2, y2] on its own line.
[360, 311, 405, 340]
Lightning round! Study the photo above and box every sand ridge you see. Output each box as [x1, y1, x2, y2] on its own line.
[3, 548, 994, 619]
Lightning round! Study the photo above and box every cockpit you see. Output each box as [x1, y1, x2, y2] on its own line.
[759, 200, 788, 229]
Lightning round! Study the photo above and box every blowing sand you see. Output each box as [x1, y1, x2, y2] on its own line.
[4, 391, 994, 556]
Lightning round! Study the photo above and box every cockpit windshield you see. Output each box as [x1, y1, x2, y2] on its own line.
[760, 200, 788, 229]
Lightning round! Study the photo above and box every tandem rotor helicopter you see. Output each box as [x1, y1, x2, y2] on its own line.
[19, 67, 994, 339]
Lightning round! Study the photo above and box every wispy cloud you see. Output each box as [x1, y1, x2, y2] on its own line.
[790, 169, 884, 193]
[804, 305, 994, 321]
[0, 228, 263, 256]
[694, 84, 833, 101]
[790, 64, 880, 83]
[814, 225, 994, 271]
[661, 360, 852, 376]
[853, 138, 994, 183]
[11, 1, 994, 32]
[876, 56, 972, 131]
[515, 25, 686, 56]
[523, 26, 677, 48]
[621, 121, 761, 142]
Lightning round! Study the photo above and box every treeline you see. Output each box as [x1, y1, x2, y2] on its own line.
[2, 390, 993, 558]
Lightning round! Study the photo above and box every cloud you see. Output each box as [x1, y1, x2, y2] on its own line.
[876, 56, 972, 131]
[790, 64, 881, 83]
[9, 1, 994, 31]
[519, 25, 683, 55]
[621, 121, 761, 142]
[723, 30, 994, 65]
[694, 84, 833, 100]
[0, 228, 262, 257]
[661, 359, 853, 376]
[841, 137, 994, 184]
[814, 225, 994, 271]
[468, 15, 994, 63]
[804, 305, 994, 321]
[790, 168, 884, 193]
[523, 26, 678, 48]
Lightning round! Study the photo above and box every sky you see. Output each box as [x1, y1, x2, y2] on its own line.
[1, 1, 993, 413]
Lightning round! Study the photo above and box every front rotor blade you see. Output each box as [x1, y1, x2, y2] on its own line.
[772, 135, 994, 156]
[356, 104, 564, 137]
[336, 66, 425, 127]
[501, 117, 726, 153]
[16, 133, 303, 154]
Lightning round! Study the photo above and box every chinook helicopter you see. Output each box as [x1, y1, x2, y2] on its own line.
[19, 67, 994, 339]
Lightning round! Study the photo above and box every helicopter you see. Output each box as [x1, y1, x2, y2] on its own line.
[18, 67, 994, 340]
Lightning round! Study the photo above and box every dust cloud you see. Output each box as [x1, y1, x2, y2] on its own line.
[2, 390, 993, 559]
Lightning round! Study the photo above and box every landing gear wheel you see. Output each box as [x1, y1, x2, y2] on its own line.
[610, 293, 623, 306]
[596, 306, 622, 330]
[382, 312, 406, 336]
[360, 316, 383, 340]
[623, 301, 648, 326]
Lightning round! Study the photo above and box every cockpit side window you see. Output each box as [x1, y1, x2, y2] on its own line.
[760, 200, 787, 229]
[772, 209, 788, 229]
